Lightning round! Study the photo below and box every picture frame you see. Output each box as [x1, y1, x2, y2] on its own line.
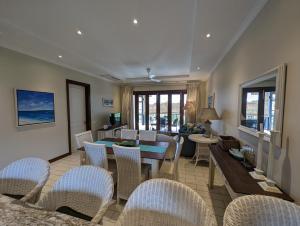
[15, 89, 55, 127]
[102, 98, 114, 107]
[208, 93, 215, 108]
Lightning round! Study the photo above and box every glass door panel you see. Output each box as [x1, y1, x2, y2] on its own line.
[244, 92, 259, 130]
[149, 95, 157, 131]
[138, 95, 146, 130]
[159, 94, 168, 132]
[171, 94, 180, 132]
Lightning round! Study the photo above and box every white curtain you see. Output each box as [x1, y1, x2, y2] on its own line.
[121, 86, 133, 128]
[186, 81, 207, 123]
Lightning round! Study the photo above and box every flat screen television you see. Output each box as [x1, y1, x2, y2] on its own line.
[15, 89, 55, 127]
[109, 112, 121, 126]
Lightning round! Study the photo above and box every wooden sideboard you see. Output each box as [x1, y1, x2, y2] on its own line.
[209, 144, 293, 202]
[97, 124, 127, 140]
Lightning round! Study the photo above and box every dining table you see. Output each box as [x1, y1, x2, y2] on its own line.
[0, 194, 118, 226]
[94, 138, 170, 178]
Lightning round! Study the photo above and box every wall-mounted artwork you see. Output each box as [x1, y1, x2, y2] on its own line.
[208, 93, 215, 108]
[15, 89, 55, 126]
[102, 98, 113, 107]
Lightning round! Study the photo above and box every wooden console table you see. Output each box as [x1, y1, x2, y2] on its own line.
[97, 124, 127, 140]
[209, 144, 293, 202]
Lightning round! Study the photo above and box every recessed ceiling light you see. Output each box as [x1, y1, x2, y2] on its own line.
[206, 33, 211, 38]
[76, 30, 83, 35]
[133, 18, 139, 25]
[58, 55, 62, 59]
[196, 66, 201, 71]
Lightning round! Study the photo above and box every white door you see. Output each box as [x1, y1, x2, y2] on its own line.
[69, 84, 86, 151]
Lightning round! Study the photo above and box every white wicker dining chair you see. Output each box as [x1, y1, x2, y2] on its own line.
[121, 129, 138, 140]
[83, 142, 108, 170]
[112, 144, 148, 203]
[156, 134, 177, 161]
[223, 195, 300, 226]
[159, 136, 184, 180]
[116, 179, 217, 226]
[37, 166, 114, 224]
[0, 157, 50, 203]
[139, 130, 157, 142]
[75, 131, 94, 165]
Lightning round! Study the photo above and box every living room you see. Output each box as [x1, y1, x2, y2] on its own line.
[0, 0, 299, 225]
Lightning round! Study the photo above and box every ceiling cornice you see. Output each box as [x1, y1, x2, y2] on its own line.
[0, 45, 119, 84]
[209, 0, 269, 76]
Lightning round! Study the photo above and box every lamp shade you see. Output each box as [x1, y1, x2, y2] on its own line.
[199, 108, 220, 121]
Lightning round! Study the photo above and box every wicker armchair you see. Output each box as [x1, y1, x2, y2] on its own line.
[116, 179, 217, 226]
[139, 130, 157, 142]
[159, 136, 184, 180]
[121, 129, 138, 140]
[0, 157, 50, 203]
[112, 144, 148, 203]
[37, 166, 114, 223]
[224, 195, 300, 226]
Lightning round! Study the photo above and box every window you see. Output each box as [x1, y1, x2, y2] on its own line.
[133, 90, 186, 133]
[241, 87, 276, 132]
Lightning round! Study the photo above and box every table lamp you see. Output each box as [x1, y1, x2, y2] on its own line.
[199, 108, 220, 138]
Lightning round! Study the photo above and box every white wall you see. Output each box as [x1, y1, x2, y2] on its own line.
[0, 47, 120, 168]
[208, 0, 300, 202]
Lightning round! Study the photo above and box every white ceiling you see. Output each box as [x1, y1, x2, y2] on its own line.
[0, 0, 267, 83]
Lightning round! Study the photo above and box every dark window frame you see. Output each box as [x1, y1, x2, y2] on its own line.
[133, 90, 187, 133]
[241, 86, 275, 131]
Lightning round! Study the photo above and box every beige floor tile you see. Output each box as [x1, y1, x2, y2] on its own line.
[42, 153, 232, 223]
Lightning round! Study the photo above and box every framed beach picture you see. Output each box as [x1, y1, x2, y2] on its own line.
[102, 98, 114, 107]
[15, 89, 55, 127]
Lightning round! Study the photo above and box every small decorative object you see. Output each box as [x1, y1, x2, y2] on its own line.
[15, 89, 55, 127]
[103, 125, 109, 129]
[115, 141, 137, 147]
[229, 148, 244, 161]
[102, 98, 114, 107]
[199, 108, 220, 138]
[217, 136, 240, 152]
[243, 145, 256, 167]
[249, 123, 266, 180]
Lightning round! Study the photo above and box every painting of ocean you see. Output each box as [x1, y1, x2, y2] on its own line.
[16, 89, 55, 126]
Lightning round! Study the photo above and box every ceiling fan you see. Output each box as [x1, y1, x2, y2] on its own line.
[146, 67, 161, 83]
[125, 67, 189, 83]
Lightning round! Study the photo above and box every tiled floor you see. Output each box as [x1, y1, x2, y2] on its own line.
[41, 152, 231, 226]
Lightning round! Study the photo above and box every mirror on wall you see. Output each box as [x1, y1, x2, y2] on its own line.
[238, 64, 286, 147]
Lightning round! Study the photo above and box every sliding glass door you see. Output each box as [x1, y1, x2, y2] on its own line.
[134, 90, 186, 133]
[149, 95, 157, 131]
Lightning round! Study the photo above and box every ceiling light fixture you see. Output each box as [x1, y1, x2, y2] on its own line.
[206, 33, 211, 38]
[196, 66, 201, 71]
[58, 55, 62, 59]
[133, 18, 139, 25]
[77, 30, 83, 35]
